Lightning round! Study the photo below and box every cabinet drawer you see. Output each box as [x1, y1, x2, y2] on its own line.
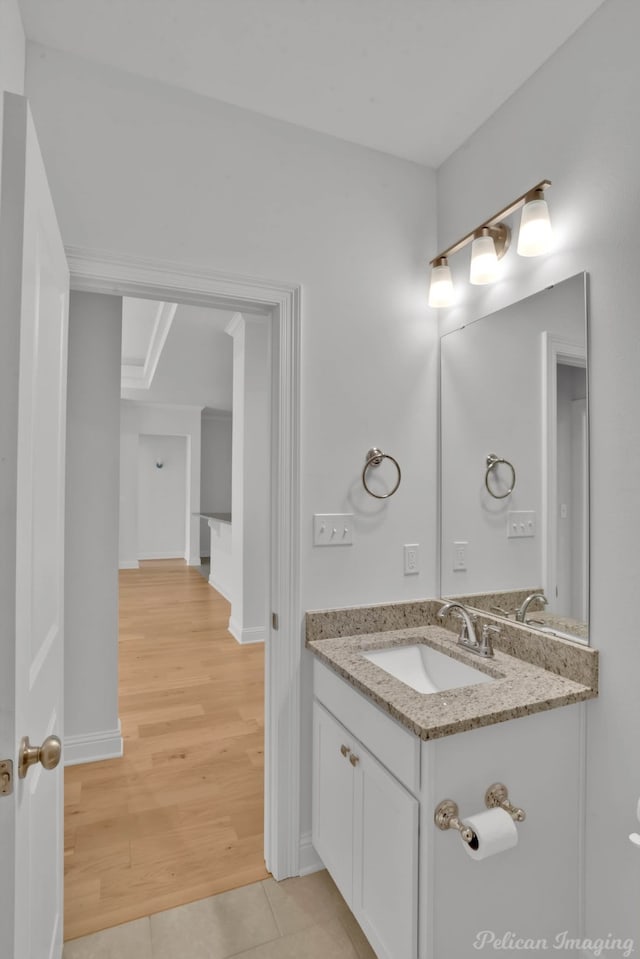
[313, 659, 420, 795]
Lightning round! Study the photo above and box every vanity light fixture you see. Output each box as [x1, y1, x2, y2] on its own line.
[469, 224, 510, 285]
[428, 179, 552, 306]
[427, 256, 454, 307]
[517, 187, 553, 257]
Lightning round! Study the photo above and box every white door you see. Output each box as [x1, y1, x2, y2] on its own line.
[0, 93, 69, 959]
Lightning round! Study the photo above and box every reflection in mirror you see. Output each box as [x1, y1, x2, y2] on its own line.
[440, 273, 589, 644]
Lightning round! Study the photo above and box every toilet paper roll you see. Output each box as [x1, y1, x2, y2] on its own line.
[461, 808, 518, 861]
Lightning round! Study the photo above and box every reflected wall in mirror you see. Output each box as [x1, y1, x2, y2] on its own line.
[440, 273, 589, 644]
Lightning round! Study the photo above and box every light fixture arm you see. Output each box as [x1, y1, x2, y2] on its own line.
[429, 179, 551, 266]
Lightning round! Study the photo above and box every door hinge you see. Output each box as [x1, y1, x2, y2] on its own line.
[0, 760, 13, 796]
[272, 612, 279, 631]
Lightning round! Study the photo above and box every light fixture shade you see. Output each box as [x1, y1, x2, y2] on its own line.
[469, 234, 499, 285]
[517, 196, 552, 256]
[428, 260, 454, 308]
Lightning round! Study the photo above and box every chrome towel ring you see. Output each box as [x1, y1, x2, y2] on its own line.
[363, 448, 401, 499]
[485, 453, 516, 499]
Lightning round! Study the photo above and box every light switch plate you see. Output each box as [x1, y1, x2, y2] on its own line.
[313, 513, 354, 546]
[507, 511, 536, 538]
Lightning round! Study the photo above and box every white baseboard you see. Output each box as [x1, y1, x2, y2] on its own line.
[119, 559, 139, 569]
[64, 723, 123, 766]
[228, 619, 265, 644]
[299, 832, 324, 876]
[208, 573, 232, 602]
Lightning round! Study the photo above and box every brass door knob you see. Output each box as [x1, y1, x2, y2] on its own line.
[18, 735, 62, 779]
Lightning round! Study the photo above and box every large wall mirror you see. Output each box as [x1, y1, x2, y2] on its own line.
[440, 272, 589, 644]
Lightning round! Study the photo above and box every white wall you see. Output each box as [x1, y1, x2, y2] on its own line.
[0, 0, 24, 93]
[25, 45, 438, 841]
[0, 0, 25, 186]
[122, 304, 233, 409]
[227, 314, 269, 644]
[118, 428, 139, 569]
[200, 410, 232, 557]
[137, 434, 187, 559]
[120, 401, 202, 567]
[25, 44, 438, 601]
[65, 291, 122, 762]
[436, 0, 640, 940]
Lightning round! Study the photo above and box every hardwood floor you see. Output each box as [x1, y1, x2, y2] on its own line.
[64, 560, 268, 941]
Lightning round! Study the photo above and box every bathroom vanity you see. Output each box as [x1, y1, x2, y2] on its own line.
[306, 599, 598, 959]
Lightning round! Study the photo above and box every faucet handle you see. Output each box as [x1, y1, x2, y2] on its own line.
[479, 624, 500, 658]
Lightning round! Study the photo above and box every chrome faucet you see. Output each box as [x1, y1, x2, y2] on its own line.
[515, 592, 548, 622]
[437, 602, 480, 652]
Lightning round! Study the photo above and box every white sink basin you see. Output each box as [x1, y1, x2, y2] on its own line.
[362, 644, 494, 695]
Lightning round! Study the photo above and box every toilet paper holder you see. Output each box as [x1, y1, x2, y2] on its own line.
[434, 782, 526, 845]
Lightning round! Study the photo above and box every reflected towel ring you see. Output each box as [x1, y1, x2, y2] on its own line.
[363, 447, 402, 499]
[485, 453, 516, 499]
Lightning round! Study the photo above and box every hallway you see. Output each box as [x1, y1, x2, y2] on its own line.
[64, 560, 267, 941]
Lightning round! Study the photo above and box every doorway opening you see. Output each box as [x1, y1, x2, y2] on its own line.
[542, 329, 589, 635]
[63, 251, 303, 938]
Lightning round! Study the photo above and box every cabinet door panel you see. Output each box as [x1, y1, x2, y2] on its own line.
[312, 702, 355, 906]
[353, 748, 419, 959]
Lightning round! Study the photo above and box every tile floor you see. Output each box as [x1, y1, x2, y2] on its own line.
[62, 870, 377, 959]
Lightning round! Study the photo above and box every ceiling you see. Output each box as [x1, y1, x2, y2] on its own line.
[121, 301, 234, 410]
[19, 0, 605, 167]
[121, 297, 164, 368]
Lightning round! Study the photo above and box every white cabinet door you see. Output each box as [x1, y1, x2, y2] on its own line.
[0, 93, 69, 959]
[312, 702, 356, 904]
[313, 697, 420, 959]
[353, 746, 419, 959]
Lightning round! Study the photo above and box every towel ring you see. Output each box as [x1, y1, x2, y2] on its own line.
[485, 453, 516, 499]
[363, 448, 401, 499]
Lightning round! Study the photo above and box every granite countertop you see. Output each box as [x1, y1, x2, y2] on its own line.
[524, 610, 589, 641]
[306, 601, 598, 742]
[444, 589, 589, 641]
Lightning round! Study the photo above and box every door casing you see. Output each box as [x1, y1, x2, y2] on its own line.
[66, 245, 303, 880]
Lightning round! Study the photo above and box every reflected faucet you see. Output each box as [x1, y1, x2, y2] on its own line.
[515, 592, 549, 622]
[437, 602, 479, 651]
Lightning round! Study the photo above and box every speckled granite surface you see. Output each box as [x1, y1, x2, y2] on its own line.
[445, 588, 543, 617]
[306, 599, 597, 687]
[305, 602, 598, 741]
[523, 610, 589, 641]
[306, 599, 445, 642]
[445, 588, 589, 642]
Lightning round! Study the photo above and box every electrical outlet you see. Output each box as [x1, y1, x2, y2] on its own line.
[404, 544, 420, 575]
[313, 514, 354, 546]
[453, 541, 468, 571]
